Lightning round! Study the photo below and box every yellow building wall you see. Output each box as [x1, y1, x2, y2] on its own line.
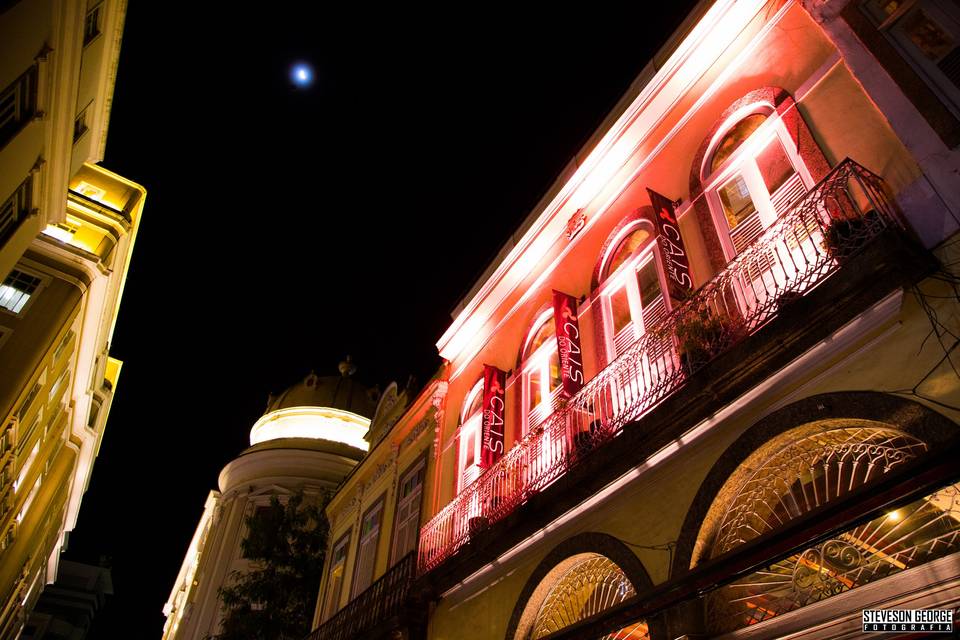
[318, 409, 434, 624]
[801, 63, 922, 193]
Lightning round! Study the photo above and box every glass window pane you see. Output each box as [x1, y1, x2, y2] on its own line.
[606, 227, 652, 277]
[904, 8, 955, 60]
[527, 316, 556, 355]
[711, 481, 960, 633]
[528, 368, 542, 411]
[756, 137, 796, 195]
[718, 174, 757, 230]
[464, 431, 475, 467]
[610, 286, 632, 336]
[710, 114, 767, 173]
[636, 261, 662, 308]
[548, 352, 561, 391]
[464, 383, 483, 419]
[531, 556, 646, 639]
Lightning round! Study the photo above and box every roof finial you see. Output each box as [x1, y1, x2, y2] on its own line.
[338, 355, 356, 377]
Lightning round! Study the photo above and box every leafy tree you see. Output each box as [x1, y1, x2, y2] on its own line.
[209, 490, 330, 640]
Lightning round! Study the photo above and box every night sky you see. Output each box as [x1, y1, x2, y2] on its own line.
[62, 4, 700, 637]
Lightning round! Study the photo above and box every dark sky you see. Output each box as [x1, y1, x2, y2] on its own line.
[62, 4, 700, 637]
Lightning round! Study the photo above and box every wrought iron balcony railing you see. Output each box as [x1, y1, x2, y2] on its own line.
[418, 159, 905, 574]
[305, 551, 416, 640]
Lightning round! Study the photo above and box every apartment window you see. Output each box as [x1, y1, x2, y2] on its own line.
[48, 368, 70, 403]
[0, 269, 42, 315]
[16, 476, 40, 523]
[597, 220, 669, 361]
[53, 330, 74, 363]
[521, 311, 562, 434]
[15, 381, 42, 424]
[0, 176, 34, 247]
[86, 396, 103, 430]
[457, 380, 484, 492]
[391, 457, 426, 564]
[14, 442, 39, 492]
[351, 497, 384, 598]
[862, 0, 960, 118]
[702, 107, 812, 259]
[43, 403, 63, 439]
[73, 107, 89, 143]
[1, 419, 13, 454]
[83, 4, 103, 46]
[44, 222, 79, 247]
[0, 66, 38, 149]
[16, 412, 40, 457]
[1, 524, 13, 551]
[322, 531, 351, 620]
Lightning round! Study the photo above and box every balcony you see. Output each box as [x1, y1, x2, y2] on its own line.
[305, 551, 417, 640]
[418, 159, 931, 576]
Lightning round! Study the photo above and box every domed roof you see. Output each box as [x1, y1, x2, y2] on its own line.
[265, 358, 379, 418]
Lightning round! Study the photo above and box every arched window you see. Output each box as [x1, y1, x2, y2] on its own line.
[457, 379, 484, 491]
[526, 554, 650, 640]
[702, 105, 813, 258]
[597, 219, 669, 361]
[521, 310, 562, 434]
[693, 424, 960, 634]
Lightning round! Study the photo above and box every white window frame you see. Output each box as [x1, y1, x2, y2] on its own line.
[457, 380, 484, 492]
[15, 409, 41, 458]
[83, 3, 103, 47]
[322, 529, 352, 620]
[0, 267, 47, 317]
[520, 309, 563, 436]
[702, 105, 814, 262]
[598, 226, 671, 363]
[864, 0, 960, 120]
[351, 497, 384, 598]
[391, 456, 427, 564]
[48, 367, 70, 403]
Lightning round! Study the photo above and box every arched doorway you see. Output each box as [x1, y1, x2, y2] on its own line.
[506, 533, 660, 640]
[697, 424, 960, 633]
[673, 392, 960, 637]
[528, 554, 647, 640]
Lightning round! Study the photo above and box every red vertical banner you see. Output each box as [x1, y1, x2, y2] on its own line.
[647, 188, 693, 304]
[552, 290, 585, 399]
[480, 365, 506, 468]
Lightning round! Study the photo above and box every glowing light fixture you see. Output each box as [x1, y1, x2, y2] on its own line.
[886, 510, 902, 522]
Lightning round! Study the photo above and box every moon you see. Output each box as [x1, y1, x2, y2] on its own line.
[290, 63, 314, 88]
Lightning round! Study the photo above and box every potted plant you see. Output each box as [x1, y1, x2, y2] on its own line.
[675, 307, 730, 374]
[571, 418, 604, 455]
[468, 514, 489, 536]
[776, 288, 803, 308]
[823, 209, 880, 257]
[573, 430, 592, 452]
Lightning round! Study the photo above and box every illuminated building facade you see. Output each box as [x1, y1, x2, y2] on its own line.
[306, 1, 960, 639]
[0, 1, 144, 637]
[162, 367, 379, 640]
[307, 374, 446, 638]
